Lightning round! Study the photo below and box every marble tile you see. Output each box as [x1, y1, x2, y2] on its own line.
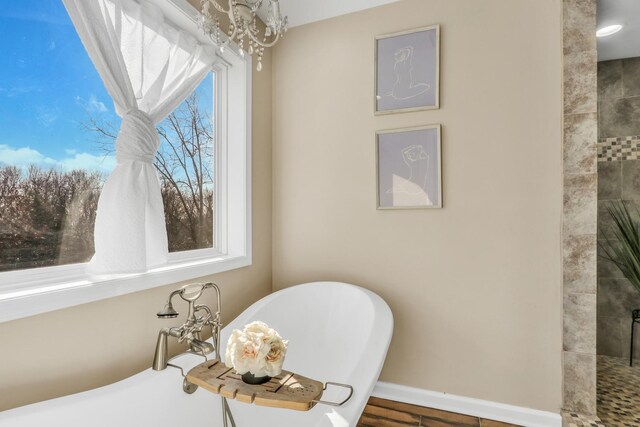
[597, 278, 640, 319]
[598, 60, 622, 102]
[563, 0, 596, 56]
[564, 0, 597, 417]
[564, 235, 597, 294]
[563, 351, 596, 415]
[596, 99, 614, 139]
[599, 200, 640, 236]
[599, 97, 640, 139]
[597, 240, 625, 279]
[598, 136, 640, 161]
[597, 315, 623, 357]
[597, 355, 640, 425]
[597, 161, 621, 201]
[622, 57, 640, 97]
[597, 100, 611, 140]
[564, 50, 597, 115]
[564, 293, 596, 353]
[597, 200, 622, 239]
[564, 113, 597, 175]
[562, 411, 604, 427]
[564, 174, 597, 236]
[622, 159, 640, 200]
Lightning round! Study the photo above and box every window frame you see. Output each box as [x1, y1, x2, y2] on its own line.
[0, 0, 252, 323]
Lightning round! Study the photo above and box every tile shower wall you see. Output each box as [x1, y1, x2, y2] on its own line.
[563, 0, 598, 415]
[597, 58, 640, 360]
[599, 58, 640, 139]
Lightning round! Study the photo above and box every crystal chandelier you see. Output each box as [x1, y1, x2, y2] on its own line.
[200, 0, 288, 71]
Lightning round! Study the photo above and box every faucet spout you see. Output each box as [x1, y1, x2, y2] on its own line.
[152, 328, 169, 371]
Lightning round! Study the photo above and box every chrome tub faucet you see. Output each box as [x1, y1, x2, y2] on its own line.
[152, 282, 222, 371]
[153, 282, 236, 427]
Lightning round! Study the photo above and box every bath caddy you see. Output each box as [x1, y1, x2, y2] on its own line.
[186, 360, 352, 411]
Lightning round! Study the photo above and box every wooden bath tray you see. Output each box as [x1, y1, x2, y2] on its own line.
[186, 360, 326, 411]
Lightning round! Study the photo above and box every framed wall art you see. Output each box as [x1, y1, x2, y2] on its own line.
[375, 25, 440, 114]
[376, 125, 442, 209]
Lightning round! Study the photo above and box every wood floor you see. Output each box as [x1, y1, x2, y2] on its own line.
[357, 397, 521, 427]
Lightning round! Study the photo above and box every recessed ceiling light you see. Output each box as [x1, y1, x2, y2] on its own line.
[597, 24, 623, 38]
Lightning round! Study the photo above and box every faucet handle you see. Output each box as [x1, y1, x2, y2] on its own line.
[190, 338, 215, 355]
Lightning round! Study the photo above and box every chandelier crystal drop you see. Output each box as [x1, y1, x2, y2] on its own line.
[199, 0, 288, 71]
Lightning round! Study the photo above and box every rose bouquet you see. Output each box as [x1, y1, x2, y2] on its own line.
[225, 321, 288, 381]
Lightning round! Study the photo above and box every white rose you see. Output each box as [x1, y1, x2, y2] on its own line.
[262, 335, 289, 377]
[225, 329, 241, 368]
[226, 322, 288, 378]
[243, 321, 273, 336]
[225, 329, 269, 375]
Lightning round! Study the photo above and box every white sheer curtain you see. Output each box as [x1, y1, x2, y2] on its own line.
[62, 0, 217, 274]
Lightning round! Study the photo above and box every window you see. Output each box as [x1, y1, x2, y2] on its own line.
[84, 73, 218, 256]
[0, 0, 114, 272]
[0, 0, 252, 322]
[158, 74, 216, 254]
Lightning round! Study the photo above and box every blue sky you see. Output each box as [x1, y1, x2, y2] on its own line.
[0, 0, 213, 175]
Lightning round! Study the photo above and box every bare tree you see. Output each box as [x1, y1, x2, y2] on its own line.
[156, 93, 214, 250]
[0, 166, 23, 235]
[0, 166, 101, 271]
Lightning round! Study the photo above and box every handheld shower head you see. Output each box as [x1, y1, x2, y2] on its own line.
[157, 301, 179, 318]
[157, 289, 182, 319]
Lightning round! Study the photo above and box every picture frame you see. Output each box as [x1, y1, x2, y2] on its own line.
[375, 25, 440, 115]
[376, 125, 442, 209]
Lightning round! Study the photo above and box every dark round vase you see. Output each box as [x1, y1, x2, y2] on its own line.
[241, 372, 271, 385]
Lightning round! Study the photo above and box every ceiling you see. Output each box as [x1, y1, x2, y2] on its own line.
[256, 0, 635, 60]
[597, 0, 640, 61]
[259, 0, 400, 28]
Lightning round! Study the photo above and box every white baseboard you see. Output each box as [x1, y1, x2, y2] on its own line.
[372, 382, 562, 427]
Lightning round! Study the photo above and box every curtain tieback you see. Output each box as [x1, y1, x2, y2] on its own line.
[116, 109, 159, 164]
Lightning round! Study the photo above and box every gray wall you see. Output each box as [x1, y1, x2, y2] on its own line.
[597, 58, 640, 360]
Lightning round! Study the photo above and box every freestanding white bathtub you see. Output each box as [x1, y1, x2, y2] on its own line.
[0, 282, 394, 427]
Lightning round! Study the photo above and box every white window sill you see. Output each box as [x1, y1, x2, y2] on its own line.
[0, 253, 251, 324]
